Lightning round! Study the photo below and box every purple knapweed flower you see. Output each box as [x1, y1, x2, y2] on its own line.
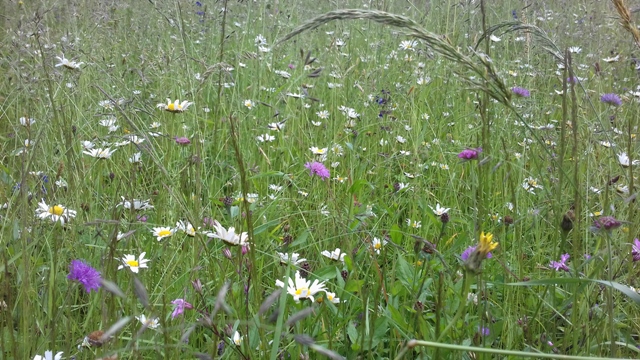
[67, 260, 102, 293]
[511, 86, 530, 97]
[601, 93, 622, 107]
[549, 253, 570, 272]
[592, 216, 621, 231]
[632, 238, 640, 262]
[171, 298, 193, 318]
[174, 136, 191, 145]
[460, 246, 492, 261]
[304, 161, 330, 179]
[458, 147, 482, 160]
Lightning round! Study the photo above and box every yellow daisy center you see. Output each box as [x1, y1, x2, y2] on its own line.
[374, 242, 381, 250]
[327, 294, 334, 301]
[158, 229, 172, 237]
[126, 260, 139, 267]
[48, 205, 64, 216]
[167, 103, 176, 111]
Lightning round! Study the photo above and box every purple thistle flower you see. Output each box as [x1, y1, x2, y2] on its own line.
[511, 86, 530, 97]
[304, 161, 330, 179]
[549, 253, 570, 272]
[460, 246, 492, 261]
[632, 238, 640, 262]
[171, 298, 193, 318]
[67, 260, 102, 293]
[601, 93, 622, 106]
[458, 147, 482, 160]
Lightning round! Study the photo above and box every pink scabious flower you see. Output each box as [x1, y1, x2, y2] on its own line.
[458, 148, 482, 160]
[600, 93, 622, 107]
[550, 254, 570, 272]
[632, 238, 640, 262]
[174, 136, 191, 145]
[171, 298, 193, 318]
[67, 260, 102, 293]
[304, 161, 330, 179]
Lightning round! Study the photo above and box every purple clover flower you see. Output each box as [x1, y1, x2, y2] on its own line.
[67, 260, 102, 293]
[171, 298, 193, 318]
[304, 161, 330, 179]
[458, 147, 482, 160]
[601, 93, 622, 107]
[511, 86, 530, 97]
[460, 245, 492, 261]
[632, 238, 640, 262]
[549, 253, 570, 272]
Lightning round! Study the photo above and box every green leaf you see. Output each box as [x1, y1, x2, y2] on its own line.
[389, 224, 402, 244]
[290, 229, 310, 247]
[253, 219, 281, 236]
[345, 279, 364, 293]
[349, 179, 372, 195]
[387, 304, 409, 332]
[503, 278, 640, 304]
[347, 321, 358, 343]
[395, 256, 416, 291]
[314, 265, 338, 281]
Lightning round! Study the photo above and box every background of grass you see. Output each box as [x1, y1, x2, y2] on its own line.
[1, 0, 640, 359]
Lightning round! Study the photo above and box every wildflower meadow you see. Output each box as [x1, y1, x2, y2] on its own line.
[3, 0, 640, 359]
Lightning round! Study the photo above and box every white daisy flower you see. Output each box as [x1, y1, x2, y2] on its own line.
[275, 271, 326, 302]
[35, 200, 77, 225]
[82, 148, 116, 159]
[151, 226, 174, 241]
[156, 98, 193, 113]
[117, 252, 150, 273]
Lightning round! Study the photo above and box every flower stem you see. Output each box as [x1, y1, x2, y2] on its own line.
[436, 270, 470, 343]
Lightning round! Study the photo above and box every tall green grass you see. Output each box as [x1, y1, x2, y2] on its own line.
[1, 0, 640, 359]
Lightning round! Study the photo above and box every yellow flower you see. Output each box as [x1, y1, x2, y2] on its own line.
[477, 232, 498, 256]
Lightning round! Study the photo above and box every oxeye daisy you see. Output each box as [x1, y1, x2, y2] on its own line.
[277, 252, 307, 265]
[136, 314, 160, 330]
[321, 248, 346, 262]
[36, 200, 77, 225]
[117, 252, 150, 273]
[55, 54, 83, 69]
[309, 146, 328, 155]
[275, 270, 327, 302]
[243, 99, 255, 109]
[151, 226, 174, 241]
[176, 220, 196, 237]
[429, 203, 450, 216]
[33, 350, 64, 360]
[371, 237, 387, 254]
[119, 196, 154, 210]
[324, 291, 340, 304]
[83, 148, 117, 159]
[231, 331, 243, 346]
[157, 98, 193, 113]
[205, 220, 249, 246]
